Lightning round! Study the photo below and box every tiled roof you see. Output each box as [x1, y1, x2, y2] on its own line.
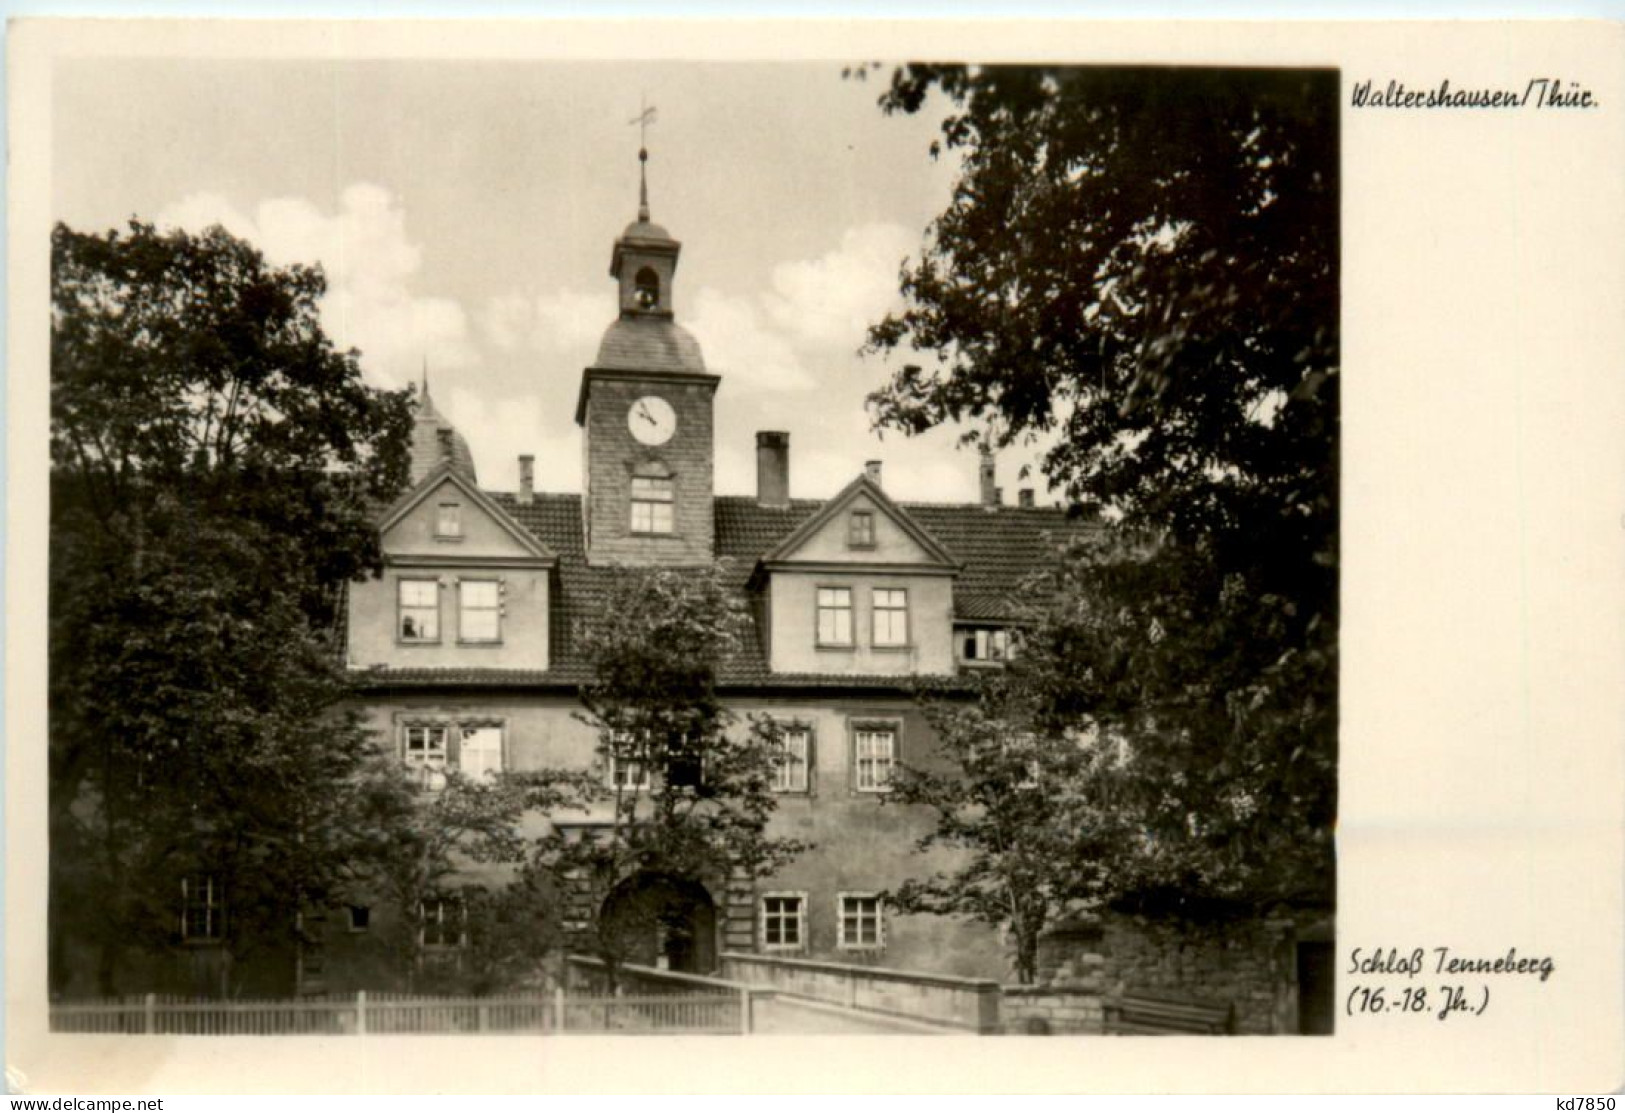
[908, 503, 1094, 621]
[348, 665, 977, 694]
[408, 391, 478, 485]
[594, 316, 707, 375]
[354, 491, 1098, 691]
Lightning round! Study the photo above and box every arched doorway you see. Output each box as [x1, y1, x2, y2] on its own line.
[598, 872, 717, 974]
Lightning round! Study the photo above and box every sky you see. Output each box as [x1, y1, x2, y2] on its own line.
[52, 58, 1052, 504]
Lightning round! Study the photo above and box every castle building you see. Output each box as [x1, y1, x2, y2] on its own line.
[333, 165, 1092, 988]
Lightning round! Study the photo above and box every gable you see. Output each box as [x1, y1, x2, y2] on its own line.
[381, 469, 555, 563]
[761, 475, 958, 572]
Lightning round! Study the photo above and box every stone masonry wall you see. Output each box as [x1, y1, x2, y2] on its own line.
[1000, 984, 1105, 1035]
[583, 375, 716, 566]
[1024, 912, 1302, 1035]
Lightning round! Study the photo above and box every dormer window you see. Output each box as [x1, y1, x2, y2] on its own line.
[847, 510, 875, 549]
[399, 578, 441, 642]
[435, 501, 462, 539]
[816, 587, 854, 646]
[634, 267, 660, 311]
[959, 626, 1012, 664]
[872, 588, 909, 647]
[457, 579, 501, 643]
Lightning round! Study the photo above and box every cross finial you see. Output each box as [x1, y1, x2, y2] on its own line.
[628, 96, 658, 221]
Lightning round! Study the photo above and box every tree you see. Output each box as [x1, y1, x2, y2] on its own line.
[355, 764, 591, 994]
[531, 565, 807, 978]
[49, 219, 415, 996]
[885, 672, 1132, 984]
[864, 67, 1337, 912]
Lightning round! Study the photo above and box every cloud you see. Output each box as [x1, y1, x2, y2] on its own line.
[687, 288, 815, 393]
[480, 222, 916, 402]
[158, 184, 476, 390]
[762, 223, 915, 350]
[441, 386, 581, 495]
[479, 288, 614, 355]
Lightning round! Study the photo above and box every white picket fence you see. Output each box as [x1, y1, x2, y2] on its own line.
[51, 988, 746, 1035]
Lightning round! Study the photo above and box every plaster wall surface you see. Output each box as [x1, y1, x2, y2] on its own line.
[768, 570, 955, 675]
[346, 569, 549, 670]
[786, 491, 941, 565]
[385, 475, 540, 558]
[354, 691, 1009, 979]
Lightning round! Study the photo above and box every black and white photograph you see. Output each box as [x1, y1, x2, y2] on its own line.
[7, 17, 1623, 1096]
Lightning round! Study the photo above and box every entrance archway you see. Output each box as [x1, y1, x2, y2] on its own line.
[598, 872, 718, 974]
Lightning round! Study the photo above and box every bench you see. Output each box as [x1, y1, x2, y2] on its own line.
[1102, 991, 1236, 1035]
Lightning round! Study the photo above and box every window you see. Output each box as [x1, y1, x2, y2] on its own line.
[458, 579, 501, 643]
[853, 723, 897, 792]
[838, 893, 884, 950]
[181, 874, 223, 942]
[419, 897, 466, 949]
[816, 587, 853, 646]
[403, 724, 451, 790]
[630, 476, 674, 534]
[960, 626, 1012, 663]
[976, 732, 1042, 791]
[607, 752, 651, 791]
[760, 893, 805, 951]
[435, 502, 462, 539]
[604, 731, 654, 790]
[665, 750, 704, 790]
[848, 510, 875, 549]
[398, 578, 440, 642]
[401, 722, 502, 789]
[771, 725, 811, 793]
[872, 588, 909, 647]
[458, 725, 503, 782]
[348, 906, 371, 933]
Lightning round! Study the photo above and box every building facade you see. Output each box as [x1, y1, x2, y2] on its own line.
[328, 187, 1093, 989]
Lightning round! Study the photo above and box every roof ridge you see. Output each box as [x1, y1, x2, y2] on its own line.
[483, 488, 1084, 516]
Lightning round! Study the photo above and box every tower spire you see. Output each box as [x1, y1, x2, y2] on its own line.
[638, 147, 650, 222]
[421, 356, 431, 403]
[629, 98, 657, 222]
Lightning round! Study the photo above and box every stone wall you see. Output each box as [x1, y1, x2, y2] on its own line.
[720, 952, 1002, 1032]
[1028, 911, 1307, 1035]
[1000, 985, 1105, 1035]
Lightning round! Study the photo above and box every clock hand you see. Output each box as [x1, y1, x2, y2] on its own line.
[638, 408, 658, 426]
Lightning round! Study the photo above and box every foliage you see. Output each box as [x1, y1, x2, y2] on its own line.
[448, 872, 569, 996]
[865, 66, 1337, 913]
[1014, 533, 1337, 913]
[536, 565, 808, 973]
[356, 765, 595, 994]
[886, 672, 1131, 983]
[49, 219, 414, 995]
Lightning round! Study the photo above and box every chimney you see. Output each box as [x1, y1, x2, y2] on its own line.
[865, 459, 883, 487]
[993, 486, 1003, 506]
[1018, 488, 1035, 509]
[436, 427, 454, 462]
[518, 454, 535, 505]
[978, 444, 997, 508]
[756, 431, 790, 508]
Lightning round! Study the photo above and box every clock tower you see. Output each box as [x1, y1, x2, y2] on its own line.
[575, 148, 719, 566]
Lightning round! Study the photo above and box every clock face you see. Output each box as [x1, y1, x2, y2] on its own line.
[628, 395, 677, 446]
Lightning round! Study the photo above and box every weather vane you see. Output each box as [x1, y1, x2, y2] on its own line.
[629, 96, 658, 151]
[629, 96, 658, 221]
